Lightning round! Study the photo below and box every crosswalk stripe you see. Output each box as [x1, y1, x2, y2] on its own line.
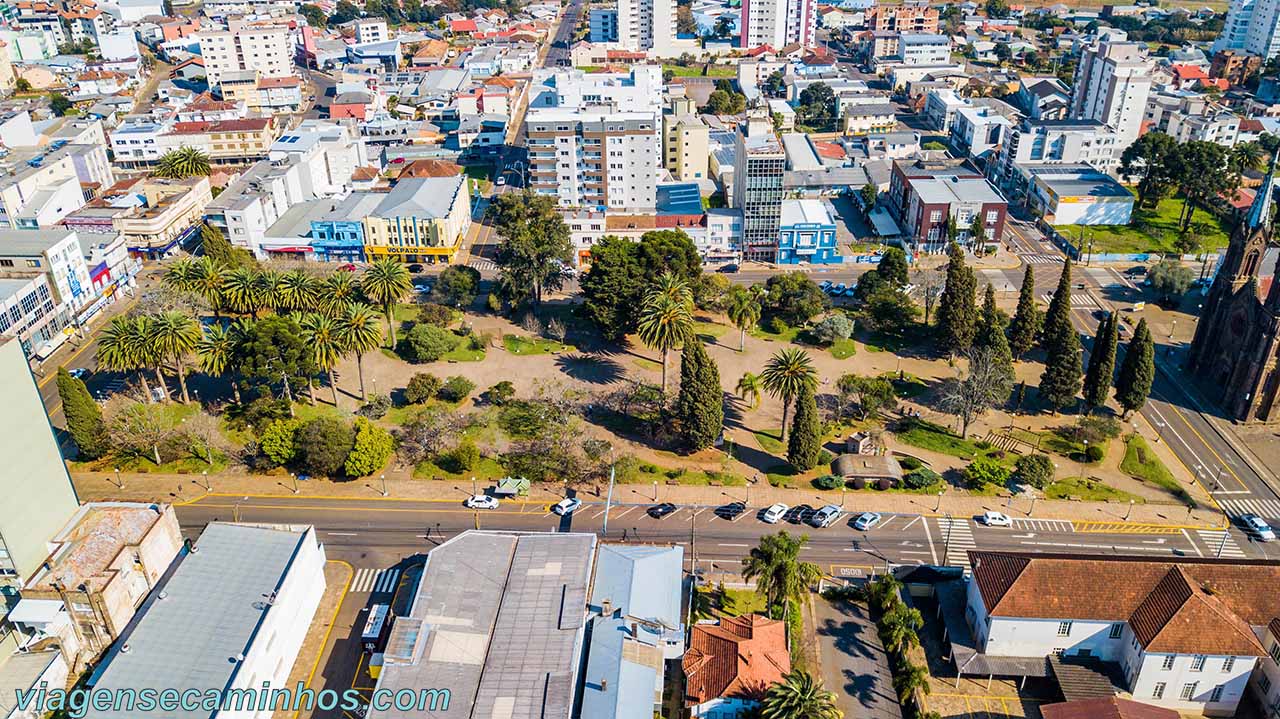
[467, 258, 497, 272]
[1020, 253, 1064, 264]
[1011, 518, 1074, 532]
[1197, 530, 1247, 558]
[938, 518, 976, 568]
[374, 569, 400, 595]
[1041, 293, 1097, 309]
[1218, 498, 1280, 519]
[349, 568, 401, 594]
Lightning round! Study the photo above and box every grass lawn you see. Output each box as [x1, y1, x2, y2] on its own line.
[765, 463, 799, 487]
[693, 318, 729, 340]
[753, 428, 785, 455]
[719, 588, 768, 616]
[1046, 477, 1144, 503]
[1043, 429, 1108, 464]
[895, 418, 1009, 464]
[829, 338, 857, 359]
[632, 357, 663, 372]
[662, 63, 734, 77]
[1120, 434, 1191, 501]
[502, 333, 572, 355]
[441, 343, 486, 362]
[413, 455, 507, 481]
[885, 373, 928, 399]
[751, 319, 803, 344]
[1054, 192, 1233, 255]
[860, 323, 930, 354]
[613, 456, 746, 486]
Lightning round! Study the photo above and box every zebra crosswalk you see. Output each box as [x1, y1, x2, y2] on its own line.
[1197, 530, 1247, 559]
[938, 517, 976, 568]
[1020, 253, 1064, 265]
[1011, 518, 1075, 532]
[350, 567, 401, 595]
[467, 258, 497, 272]
[1218, 497, 1280, 520]
[1041, 293, 1097, 309]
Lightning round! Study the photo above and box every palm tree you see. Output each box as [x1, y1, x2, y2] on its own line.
[221, 267, 263, 316]
[725, 285, 761, 352]
[1228, 141, 1264, 191]
[148, 311, 201, 403]
[892, 658, 931, 709]
[741, 531, 822, 621]
[360, 259, 412, 348]
[337, 302, 384, 400]
[301, 313, 346, 405]
[736, 371, 763, 409]
[761, 670, 842, 719]
[163, 257, 200, 294]
[760, 348, 817, 443]
[321, 270, 360, 316]
[155, 147, 211, 178]
[650, 271, 693, 305]
[881, 603, 924, 656]
[97, 316, 154, 402]
[190, 257, 226, 317]
[278, 269, 319, 313]
[636, 290, 693, 397]
[128, 315, 169, 401]
[197, 323, 240, 402]
[869, 574, 904, 609]
[257, 270, 285, 313]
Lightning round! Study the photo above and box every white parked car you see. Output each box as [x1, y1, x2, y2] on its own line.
[853, 512, 882, 531]
[1242, 514, 1276, 542]
[464, 495, 499, 510]
[553, 498, 582, 515]
[978, 511, 1012, 527]
[810, 504, 842, 528]
[829, 283, 847, 295]
[761, 503, 789, 524]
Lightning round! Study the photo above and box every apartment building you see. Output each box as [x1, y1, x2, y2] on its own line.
[951, 106, 1014, 162]
[530, 65, 663, 115]
[363, 176, 472, 264]
[198, 21, 293, 88]
[898, 33, 950, 66]
[0, 228, 96, 324]
[269, 120, 368, 197]
[109, 176, 213, 257]
[964, 552, 1280, 717]
[0, 337, 78, 591]
[526, 111, 659, 212]
[589, 7, 619, 42]
[740, 0, 816, 49]
[1215, 0, 1280, 59]
[0, 275, 64, 354]
[1165, 105, 1241, 146]
[205, 157, 314, 258]
[0, 121, 113, 230]
[900, 174, 1006, 251]
[1069, 39, 1153, 146]
[924, 88, 969, 132]
[8, 503, 181, 670]
[865, 4, 938, 33]
[733, 115, 786, 262]
[663, 96, 709, 181]
[617, 0, 678, 54]
[991, 118, 1120, 200]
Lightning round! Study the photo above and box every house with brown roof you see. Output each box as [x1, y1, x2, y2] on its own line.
[964, 551, 1280, 717]
[683, 614, 790, 718]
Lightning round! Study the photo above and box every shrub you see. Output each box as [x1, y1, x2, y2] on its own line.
[811, 314, 855, 345]
[975, 440, 994, 451]
[344, 417, 394, 477]
[486, 380, 516, 405]
[903, 467, 942, 489]
[296, 417, 355, 477]
[403, 323, 459, 363]
[448, 439, 480, 472]
[813, 474, 844, 490]
[404, 373, 442, 404]
[900, 456, 923, 471]
[357, 393, 391, 419]
[1014, 453, 1054, 489]
[439, 375, 476, 402]
[416, 302, 457, 326]
[230, 397, 292, 432]
[1063, 415, 1123, 445]
[487, 292, 502, 313]
[1086, 444, 1106, 463]
[498, 400, 550, 438]
[258, 418, 301, 467]
[767, 316, 789, 334]
[817, 449, 835, 466]
[963, 456, 1010, 489]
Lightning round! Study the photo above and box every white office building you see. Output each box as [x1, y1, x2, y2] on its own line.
[525, 111, 659, 212]
[616, 0, 678, 54]
[898, 33, 950, 65]
[992, 118, 1121, 199]
[740, 0, 816, 49]
[198, 21, 293, 88]
[1214, 0, 1280, 59]
[1069, 39, 1153, 146]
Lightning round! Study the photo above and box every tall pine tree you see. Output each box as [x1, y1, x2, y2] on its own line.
[56, 367, 108, 459]
[674, 338, 724, 450]
[1038, 259, 1082, 412]
[975, 284, 1015, 388]
[1009, 265, 1042, 360]
[936, 243, 977, 357]
[787, 383, 822, 471]
[1115, 318, 1155, 418]
[1082, 312, 1119, 412]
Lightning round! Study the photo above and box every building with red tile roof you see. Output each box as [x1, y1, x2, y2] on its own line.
[683, 614, 789, 717]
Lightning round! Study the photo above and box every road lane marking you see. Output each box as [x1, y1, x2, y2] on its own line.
[1182, 528, 1204, 557]
[878, 516, 896, 530]
[921, 514, 939, 565]
[1018, 541, 1176, 553]
[327, 532, 358, 536]
[900, 515, 922, 530]
[718, 543, 749, 548]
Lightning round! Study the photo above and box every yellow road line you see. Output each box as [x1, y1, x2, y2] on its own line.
[1073, 522, 1185, 534]
[293, 560, 354, 719]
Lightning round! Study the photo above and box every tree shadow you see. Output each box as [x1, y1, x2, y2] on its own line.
[555, 353, 625, 384]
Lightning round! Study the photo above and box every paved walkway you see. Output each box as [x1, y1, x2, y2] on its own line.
[815, 597, 903, 719]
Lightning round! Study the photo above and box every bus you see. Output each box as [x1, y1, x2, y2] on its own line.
[361, 604, 392, 653]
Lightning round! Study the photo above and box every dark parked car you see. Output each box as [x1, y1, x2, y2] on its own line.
[648, 503, 678, 519]
[714, 502, 746, 520]
[717, 264, 740, 274]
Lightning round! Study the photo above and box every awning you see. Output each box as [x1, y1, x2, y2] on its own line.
[7, 599, 65, 625]
[266, 247, 313, 253]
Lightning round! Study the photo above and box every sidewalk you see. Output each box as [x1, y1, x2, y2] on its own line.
[71, 469, 1225, 529]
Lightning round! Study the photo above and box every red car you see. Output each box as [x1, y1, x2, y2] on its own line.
[337, 263, 357, 272]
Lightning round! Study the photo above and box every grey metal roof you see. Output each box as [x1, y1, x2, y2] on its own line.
[372, 176, 465, 219]
[0, 650, 60, 716]
[370, 531, 596, 719]
[85, 523, 312, 719]
[578, 615, 661, 719]
[0, 228, 77, 256]
[588, 544, 683, 627]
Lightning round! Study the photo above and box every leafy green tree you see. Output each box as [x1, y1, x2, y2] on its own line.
[877, 247, 910, 288]
[231, 315, 317, 403]
[975, 284, 1015, 387]
[1014, 453, 1055, 489]
[1115, 318, 1155, 418]
[811, 314, 855, 344]
[963, 455, 1010, 489]
[1083, 312, 1119, 411]
[763, 272, 830, 326]
[1119, 132, 1176, 209]
[1165, 140, 1231, 232]
[278, 270, 320, 313]
[674, 339, 724, 450]
[893, 659, 932, 711]
[295, 417, 355, 476]
[221, 267, 264, 316]
[787, 383, 822, 470]
[345, 417, 394, 477]
[155, 147, 211, 178]
[581, 231, 701, 339]
[300, 2, 327, 26]
[882, 602, 924, 655]
[937, 243, 978, 357]
[637, 275, 694, 396]
[761, 670, 841, 719]
[439, 375, 476, 402]
[860, 183, 878, 210]
[724, 284, 761, 352]
[259, 418, 301, 467]
[321, 270, 360, 315]
[337, 303, 383, 400]
[985, 0, 1010, 17]
[1009, 265, 1042, 360]
[148, 311, 201, 403]
[837, 374, 895, 420]
[486, 380, 516, 405]
[57, 367, 107, 459]
[360, 259, 412, 349]
[491, 191, 573, 308]
[1149, 258, 1194, 299]
[404, 372, 442, 404]
[797, 82, 837, 130]
[403, 323, 458, 363]
[197, 323, 237, 399]
[200, 223, 253, 270]
[761, 348, 817, 443]
[704, 89, 746, 114]
[741, 531, 823, 620]
[736, 371, 762, 408]
[940, 347, 1012, 437]
[763, 70, 786, 97]
[163, 257, 199, 295]
[190, 257, 227, 315]
[1039, 260, 1083, 412]
[432, 265, 481, 307]
[49, 92, 73, 116]
[861, 286, 919, 335]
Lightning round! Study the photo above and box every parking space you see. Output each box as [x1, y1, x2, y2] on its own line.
[815, 596, 903, 719]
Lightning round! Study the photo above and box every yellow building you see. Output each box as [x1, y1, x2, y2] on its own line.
[170, 117, 278, 165]
[362, 175, 472, 264]
[662, 97, 709, 182]
[111, 175, 212, 257]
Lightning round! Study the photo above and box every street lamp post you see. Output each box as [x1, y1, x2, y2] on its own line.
[1125, 499, 1135, 521]
[935, 490, 943, 512]
[113, 467, 123, 490]
[602, 463, 617, 537]
[201, 470, 209, 491]
[290, 473, 299, 494]
[380, 474, 388, 497]
[1080, 440, 1088, 482]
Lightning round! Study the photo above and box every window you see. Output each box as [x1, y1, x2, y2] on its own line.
[1162, 655, 1176, 670]
[929, 210, 943, 223]
[1181, 682, 1198, 701]
[1223, 657, 1235, 673]
[1261, 675, 1272, 694]
[1210, 686, 1224, 703]
[986, 210, 999, 224]
[1192, 656, 1206, 672]
[1057, 621, 1072, 637]
[1271, 643, 1280, 665]
[1152, 682, 1166, 700]
[1110, 623, 1124, 639]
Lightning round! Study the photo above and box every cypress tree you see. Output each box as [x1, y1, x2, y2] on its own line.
[787, 383, 822, 471]
[976, 284, 1016, 388]
[674, 338, 724, 451]
[1009, 265, 1042, 360]
[1038, 259, 1082, 412]
[56, 367, 108, 460]
[1115, 318, 1156, 418]
[936, 243, 977, 357]
[1082, 312, 1119, 412]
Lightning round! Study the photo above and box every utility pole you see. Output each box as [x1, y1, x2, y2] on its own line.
[601, 463, 616, 537]
[1216, 529, 1230, 559]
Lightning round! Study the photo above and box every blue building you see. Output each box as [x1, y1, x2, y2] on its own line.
[589, 7, 618, 42]
[309, 193, 382, 262]
[778, 199, 840, 264]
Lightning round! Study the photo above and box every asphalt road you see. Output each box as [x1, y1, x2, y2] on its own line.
[543, 0, 584, 68]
